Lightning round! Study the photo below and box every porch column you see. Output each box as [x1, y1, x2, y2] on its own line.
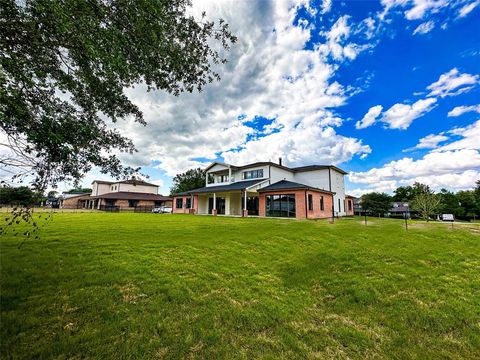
[243, 190, 248, 217]
[228, 166, 232, 183]
[97, 199, 101, 210]
[212, 193, 217, 216]
[190, 194, 195, 214]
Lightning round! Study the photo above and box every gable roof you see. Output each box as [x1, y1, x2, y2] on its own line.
[173, 179, 265, 195]
[204, 161, 347, 175]
[290, 165, 347, 175]
[257, 180, 335, 194]
[92, 179, 158, 187]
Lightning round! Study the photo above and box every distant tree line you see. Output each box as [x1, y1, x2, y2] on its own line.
[0, 186, 92, 206]
[360, 181, 480, 221]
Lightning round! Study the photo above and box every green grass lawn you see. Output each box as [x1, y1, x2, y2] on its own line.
[1, 214, 479, 359]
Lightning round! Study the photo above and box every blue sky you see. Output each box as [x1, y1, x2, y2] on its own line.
[74, 0, 480, 196]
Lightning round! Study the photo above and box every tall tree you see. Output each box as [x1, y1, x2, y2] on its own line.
[0, 0, 236, 190]
[170, 168, 205, 195]
[438, 189, 464, 217]
[411, 192, 440, 221]
[360, 192, 392, 217]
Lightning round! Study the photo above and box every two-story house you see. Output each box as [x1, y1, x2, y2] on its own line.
[173, 159, 354, 219]
[61, 179, 172, 210]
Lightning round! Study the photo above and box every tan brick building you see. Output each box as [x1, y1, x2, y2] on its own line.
[60, 179, 172, 211]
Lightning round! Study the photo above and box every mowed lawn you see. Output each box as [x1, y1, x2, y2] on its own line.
[1, 214, 479, 359]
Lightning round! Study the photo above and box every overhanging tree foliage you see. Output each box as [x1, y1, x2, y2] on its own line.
[0, 0, 236, 190]
[170, 167, 205, 195]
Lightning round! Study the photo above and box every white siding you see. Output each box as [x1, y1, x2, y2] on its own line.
[231, 165, 269, 183]
[269, 166, 295, 183]
[293, 169, 346, 216]
[92, 182, 111, 196]
[116, 183, 158, 194]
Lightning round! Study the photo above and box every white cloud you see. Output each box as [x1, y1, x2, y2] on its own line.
[381, 98, 437, 129]
[404, 133, 448, 151]
[412, 20, 435, 35]
[349, 149, 480, 191]
[447, 104, 480, 117]
[107, 1, 375, 176]
[320, 0, 332, 14]
[435, 119, 480, 152]
[426, 68, 479, 98]
[457, 1, 479, 18]
[404, 0, 447, 20]
[355, 105, 383, 129]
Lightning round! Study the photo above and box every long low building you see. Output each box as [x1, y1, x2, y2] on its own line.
[60, 179, 172, 210]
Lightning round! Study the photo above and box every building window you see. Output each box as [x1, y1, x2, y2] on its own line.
[128, 200, 138, 208]
[217, 175, 229, 183]
[308, 194, 313, 211]
[176, 198, 183, 209]
[242, 169, 264, 180]
[348, 200, 352, 211]
[185, 197, 192, 209]
[338, 198, 341, 212]
[320, 196, 324, 211]
[207, 174, 215, 184]
[265, 194, 296, 218]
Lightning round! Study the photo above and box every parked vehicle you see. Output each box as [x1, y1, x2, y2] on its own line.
[152, 206, 172, 214]
[441, 214, 454, 222]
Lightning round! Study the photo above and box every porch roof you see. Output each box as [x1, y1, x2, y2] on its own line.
[174, 179, 264, 195]
[257, 180, 335, 194]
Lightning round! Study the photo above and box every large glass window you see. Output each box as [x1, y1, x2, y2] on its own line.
[207, 173, 215, 184]
[185, 197, 192, 209]
[176, 198, 183, 209]
[266, 194, 296, 218]
[128, 199, 138, 208]
[242, 169, 264, 180]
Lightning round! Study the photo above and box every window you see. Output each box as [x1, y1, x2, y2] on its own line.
[242, 169, 264, 180]
[176, 198, 183, 209]
[338, 199, 341, 212]
[320, 196, 324, 211]
[128, 199, 138, 208]
[185, 197, 192, 209]
[217, 175, 229, 183]
[348, 200, 352, 211]
[308, 194, 313, 211]
[207, 174, 215, 184]
[266, 194, 296, 218]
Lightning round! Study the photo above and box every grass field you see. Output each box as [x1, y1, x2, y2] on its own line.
[1, 213, 479, 359]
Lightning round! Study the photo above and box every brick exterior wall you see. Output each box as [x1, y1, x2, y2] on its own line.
[61, 195, 91, 209]
[258, 189, 333, 219]
[172, 196, 197, 214]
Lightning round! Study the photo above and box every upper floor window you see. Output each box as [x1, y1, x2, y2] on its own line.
[207, 174, 215, 184]
[242, 169, 263, 180]
[217, 175, 229, 183]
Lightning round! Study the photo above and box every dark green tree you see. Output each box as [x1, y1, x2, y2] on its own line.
[65, 188, 92, 194]
[0, 186, 38, 205]
[360, 192, 392, 217]
[0, 0, 236, 190]
[392, 185, 414, 202]
[170, 168, 205, 195]
[438, 189, 464, 217]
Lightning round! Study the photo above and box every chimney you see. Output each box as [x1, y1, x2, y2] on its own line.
[278, 157, 282, 166]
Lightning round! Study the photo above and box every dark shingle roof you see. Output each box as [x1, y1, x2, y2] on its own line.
[173, 179, 265, 195]
[290, 165, 347, 175]
[91, 192, 171, 201]
[257, 180, 334, 193]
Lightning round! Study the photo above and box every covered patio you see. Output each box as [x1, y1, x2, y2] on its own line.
[173, 179, 267, 216]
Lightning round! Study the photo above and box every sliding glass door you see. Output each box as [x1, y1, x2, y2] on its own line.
[265, 194, 296, 218]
